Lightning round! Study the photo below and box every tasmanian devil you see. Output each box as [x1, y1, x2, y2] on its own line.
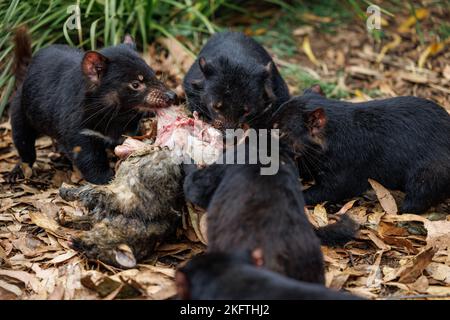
[183, 31, 290, 129]
[8, 27, 176, 184]
[184, 144, 328, 284]
[272, 86, 450, 214]
[176, 252, 362, 300]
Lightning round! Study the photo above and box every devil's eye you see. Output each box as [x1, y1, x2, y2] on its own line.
[212, 102, 222, 111]
[130, 81, 142, 90]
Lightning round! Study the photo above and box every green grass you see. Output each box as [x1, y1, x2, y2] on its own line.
[281, 63, 350, 99]
[1, 0, 448, 117]
[438, 23, 450, 39]
[0, 0, 237, 116]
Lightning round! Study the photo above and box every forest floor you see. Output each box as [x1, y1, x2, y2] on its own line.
[0, 1, 450, 299]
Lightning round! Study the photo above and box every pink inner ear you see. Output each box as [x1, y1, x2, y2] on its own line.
[252, 248, 264, 267]
[82, 52, 107, 84]
[123, 34, 134, 45]
[311, 84, 324, 95]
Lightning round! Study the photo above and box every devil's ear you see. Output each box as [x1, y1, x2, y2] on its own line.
[263, 62, 276, 102]
[190, 79, 204, 90]
[82, 51, 108, 85]
[198, 56, 214, 76]
[251, 248, 264, 268]
[304, 108, 327, 136]
[123, 34, 136, 49]
[308, 84, 325, 96]
[175, 270, 191, 300]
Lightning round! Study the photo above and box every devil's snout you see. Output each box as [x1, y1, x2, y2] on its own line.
[164, 90, 178, 105]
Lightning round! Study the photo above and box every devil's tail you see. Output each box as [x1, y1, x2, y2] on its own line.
[13, 25, 32, 89]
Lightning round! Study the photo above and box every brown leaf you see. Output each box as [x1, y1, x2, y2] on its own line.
[199, 212, 208, 245]
[407, 275, 429, 294]
[382, 236, 417, 254]
[426, 263, 450, 284]
[423, 219, 450, 248]
[337, 200, 357, 215]
[312, 204, 328, 227]
[363, 230, 391, 251]
[368, 179, 398, 215]
[29, 211, 70, 239]
[398, 246, 437, 283]
[379, 222, 409, 237]
[443, 65, 450, 80]
[0, 269, 40, 292]
[292, 26, 313, 37]
[46, 251, 78, 265]
[0, 279, 22, 297]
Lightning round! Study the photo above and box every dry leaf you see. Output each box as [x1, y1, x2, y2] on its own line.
[398, 246, 437, 283]
[427, 286, 450, 296]
[364, 230, 391, 251]
[46, 251, 77, 265]
[423, 219, 450, 248]
[293, 26, 313, 37]
[418, 42, 445, 69]
[426, 263, 450, 284]
[407, 275, 429, 293]
[0, 279, 22, 297]
[29, 211, 69, 239]
[302, 13, 332, 23]
[398, 8, 429, 33]
[377, 34, 401, 63]
[302, 36, 320, 66]
[443, 65, 450, 80]
[0, 269, 40, 292]
[368, 179, 398, 215]
[312, 204, 328, 227]
[337, 200, 357, 215]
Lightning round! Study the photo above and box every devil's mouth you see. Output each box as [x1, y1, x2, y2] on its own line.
[135, 96, 170, 112]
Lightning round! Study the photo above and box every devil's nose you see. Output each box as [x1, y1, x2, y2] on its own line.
[164, 91, 178, 104]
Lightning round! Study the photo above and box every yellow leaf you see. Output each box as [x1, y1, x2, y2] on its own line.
[397, 8, 429, 33]
[312, 204, 328, 227]
[418, 42, 445, 69]
[302, 13, 332, 23]
[415, 8, 429, 19]
[302, 36, 320, 66]
[377, 34, 401, 63]
[253, 28, 267, 36]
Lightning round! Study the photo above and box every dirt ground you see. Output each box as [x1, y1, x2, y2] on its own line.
[0, 3, 449, 300]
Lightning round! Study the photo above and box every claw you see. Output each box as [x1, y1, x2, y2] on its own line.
[3, 163, 24, 184]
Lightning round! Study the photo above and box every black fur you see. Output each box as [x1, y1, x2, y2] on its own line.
[184, 148, 358, 248]
[176, 252, 362, 300]
[314, 214, 358, 246]
[8, 29, 176, 184]
[184, 148, 325, 284]
[183, 31, 290, 129]
[272, 92, 450, 214]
